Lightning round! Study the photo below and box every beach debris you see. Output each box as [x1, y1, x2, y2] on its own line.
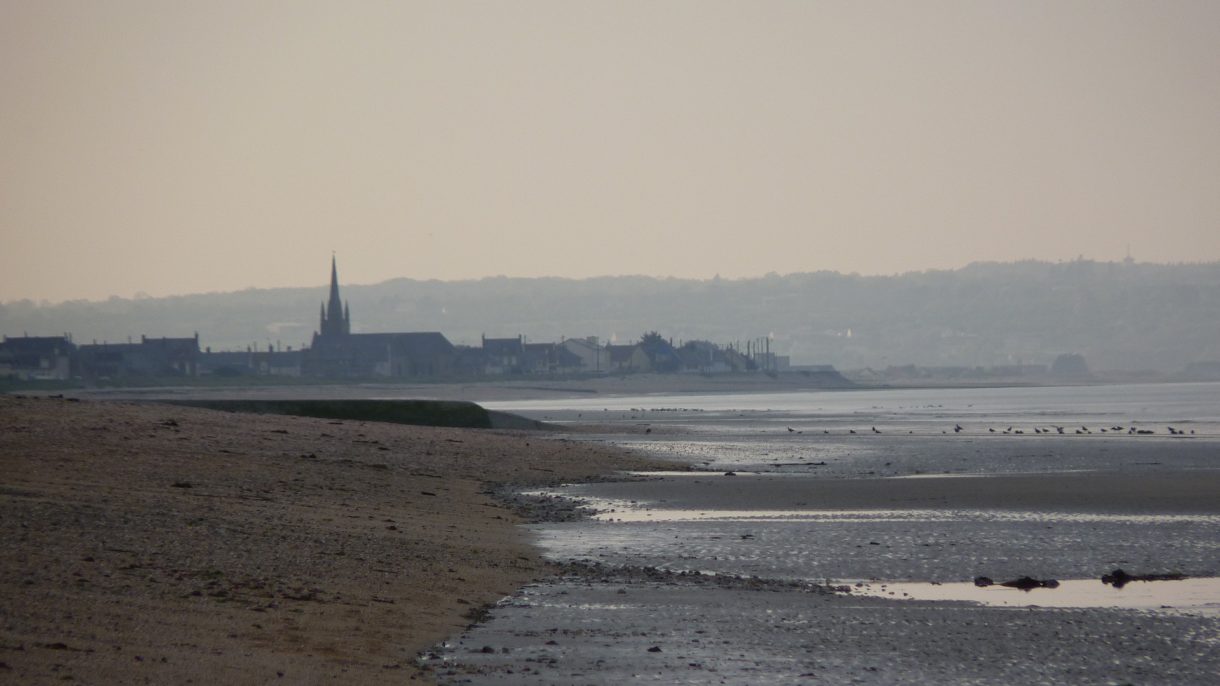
[1101, 569, 1188, 588]
[647, 646, 663, 653]
[723, 471, 737, 477]
[974, 576, 1059, 590]
[1001, 576, 1060, 590]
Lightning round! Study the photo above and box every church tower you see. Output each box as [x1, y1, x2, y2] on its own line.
[318, 255, 350, 339]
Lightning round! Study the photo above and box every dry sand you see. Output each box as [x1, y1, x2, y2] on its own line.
[0, 395, 666, 684]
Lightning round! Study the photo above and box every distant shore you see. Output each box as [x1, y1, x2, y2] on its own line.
[6, 370, 1185, 405]
[0, 396, 667, 684]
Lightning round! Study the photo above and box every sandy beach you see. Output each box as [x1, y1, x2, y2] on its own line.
[0, 395, 665, 684]
[6, 384, 1220, 684]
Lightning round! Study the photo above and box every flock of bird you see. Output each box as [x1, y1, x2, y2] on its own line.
[977, 424, 1192, 435]
[785, 424, 1195, 436]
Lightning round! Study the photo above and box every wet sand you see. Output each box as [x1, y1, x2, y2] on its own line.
[0, 396, 666, 684]
[430, 395, 1220, 684]
[434, 577, 1220, 684]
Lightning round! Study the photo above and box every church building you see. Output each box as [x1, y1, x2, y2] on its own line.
[303, 257, 456, 378]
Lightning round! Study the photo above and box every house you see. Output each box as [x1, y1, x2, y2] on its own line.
[452, 345, 488, 377]
[562, 337, 610, 374]
[198, 349, 261, 376]
[140, 335, 200, 376]
[606, 344, 651, 373]
[261, 349, 304, 377]
[481, 335, 525, 375]
[522, 342, 584, 375]
[77, 334, 200, 378]
[0, 335, 76, 380]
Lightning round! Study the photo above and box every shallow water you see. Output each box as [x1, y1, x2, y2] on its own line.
[848, 577, 1220, 614]
[438, 384, 1220, 684]
[484, 381, 1220, 433]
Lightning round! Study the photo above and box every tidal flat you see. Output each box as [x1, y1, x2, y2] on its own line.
[433, 384, 1220, 684]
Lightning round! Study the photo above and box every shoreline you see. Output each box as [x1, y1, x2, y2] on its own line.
[0, 396, 668, 684]
[12, 372, 1202, 405]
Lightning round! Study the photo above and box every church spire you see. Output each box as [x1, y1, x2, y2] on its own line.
[328, 255, 343, 318]
[320, 255, 349, 338]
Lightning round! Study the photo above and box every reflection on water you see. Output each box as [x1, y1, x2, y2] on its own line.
[848, 577, 1220, 615]
[564, 494, 1220, 525]
[483, 382, 1220, 435]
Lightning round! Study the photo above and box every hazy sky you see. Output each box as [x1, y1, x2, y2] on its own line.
[3, 1, 1219, 303]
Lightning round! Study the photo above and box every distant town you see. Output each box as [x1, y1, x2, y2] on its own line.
[0, 259, 817, 383]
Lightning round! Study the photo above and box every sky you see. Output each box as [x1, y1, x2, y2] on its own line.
[2, 1, 1219, 303]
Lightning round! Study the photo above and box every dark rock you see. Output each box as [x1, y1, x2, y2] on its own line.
[973, 576, 994, 587]
[999, 576, 1059, 591]
[647, 646, 662, 653]
[1102, 568, 1187, 588]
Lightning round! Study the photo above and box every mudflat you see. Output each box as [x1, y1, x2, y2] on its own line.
[0, 396, 664, 684]
[567, 469, 1220, 515]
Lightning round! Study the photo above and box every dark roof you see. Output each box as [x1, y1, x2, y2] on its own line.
[78, 342, 143, 353]
[483, 337, 523, 356]
[0, 336, 74, 354]
[346, 332, 455, 357]
[607, 344, 639, 363]
[140, 336, 200, 354]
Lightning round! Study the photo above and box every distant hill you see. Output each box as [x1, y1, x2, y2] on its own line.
[3, 260, 1219, 372]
